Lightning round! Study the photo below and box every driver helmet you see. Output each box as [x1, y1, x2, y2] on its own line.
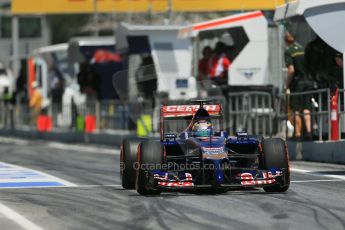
[192, 119, 212, 137]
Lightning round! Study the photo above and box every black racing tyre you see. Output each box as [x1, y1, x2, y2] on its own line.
[136, 141, 164, 195]
[262, 138, 290, 193]
[120, 139, 139, 189]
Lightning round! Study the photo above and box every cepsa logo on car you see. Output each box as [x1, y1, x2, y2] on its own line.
[163, 105, 220, 112]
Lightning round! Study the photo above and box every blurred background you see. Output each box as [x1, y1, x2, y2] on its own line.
[0, 0, 343, 143]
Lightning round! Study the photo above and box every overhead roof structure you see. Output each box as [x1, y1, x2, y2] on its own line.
[33, 44, 68, 55]
[181, 10, 267, 42]
[116, 23, 185, 54]
[274, 0, 345, 21]
[275, 0, 345, 89]
[274, 0, 345, 53]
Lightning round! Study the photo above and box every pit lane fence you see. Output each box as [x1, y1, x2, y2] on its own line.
[0, 89, 344, 141]
[227, 91, 274, 137]
[276, 88, 332, 141]
[0, 99, 153, 134]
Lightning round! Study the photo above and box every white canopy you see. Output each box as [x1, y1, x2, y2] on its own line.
[275, 0, 345, 89]
[182, 11, 267, 42]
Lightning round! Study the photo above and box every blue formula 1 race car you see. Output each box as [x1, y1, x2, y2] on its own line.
[120, 100, 290, 195]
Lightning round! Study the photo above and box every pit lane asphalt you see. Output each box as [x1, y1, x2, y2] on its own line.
[0, 138, 344, 230]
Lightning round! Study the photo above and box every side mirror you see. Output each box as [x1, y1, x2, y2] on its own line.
[179, 132, 189, 140]
[221, 131, 229, 138]
[164, 133, 177, 141]
[236, 131, 248, 136]
[215, 131, 228, 138]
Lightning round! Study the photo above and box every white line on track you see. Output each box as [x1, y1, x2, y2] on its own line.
[292, 179, 345, 183]
[46, 142, 119, 155]
[0, 137, 119, 155]
[0, 184, 123, 189]
[291, 167, 345, 181]
[0, 162, 76, 187]
[0, 202, 44, 230]
[1, 179, 344, 190]
[64, 184, 122, 188]
[0, 137, 29, 145]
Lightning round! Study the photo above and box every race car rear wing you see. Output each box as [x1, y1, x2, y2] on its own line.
[161, 104, 221, 118]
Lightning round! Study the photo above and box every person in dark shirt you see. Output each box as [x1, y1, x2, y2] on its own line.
[328, 52, 343, 91]
[198, 46, 213, 83]
[77, 62, 100, 100]
[208, 42, 231, 86]
[49, 66, 65, 105]
[135, 55, 157, 100]
[305, 36, 336, 88]
[285, 31, 313, 141]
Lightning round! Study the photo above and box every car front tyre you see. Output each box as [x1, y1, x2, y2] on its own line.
[136, 141, 164, 195]
[262, 138, 290, 193]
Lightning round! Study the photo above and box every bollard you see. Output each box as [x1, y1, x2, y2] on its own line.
[37, 115, 52, 132]
[331, 88, 339, 141]
[85, 115, 96, 133]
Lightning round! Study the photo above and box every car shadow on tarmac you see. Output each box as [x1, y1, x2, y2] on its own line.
[125, 187, 289, 197]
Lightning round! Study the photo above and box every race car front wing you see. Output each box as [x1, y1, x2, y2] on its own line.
[151, 168, 287, 190]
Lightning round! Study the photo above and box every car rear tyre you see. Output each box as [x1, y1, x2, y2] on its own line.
[120, 139, 139, 189]
[136, 141, 164, 195]
[262, 138, 290, 193]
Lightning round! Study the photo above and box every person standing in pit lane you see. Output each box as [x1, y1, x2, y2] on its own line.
[208, 42, 231, 86]
[328, 52, 344, 91]
[285, 31, 313, 141]
[29, 81, 43, 126]
[198, 46, 213, 83]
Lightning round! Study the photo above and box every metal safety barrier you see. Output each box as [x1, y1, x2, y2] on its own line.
[0, 88, 344, 142]
[277, 88, 332, 141]
[228, 91, 273, 137]
[0, 99, 153, 133]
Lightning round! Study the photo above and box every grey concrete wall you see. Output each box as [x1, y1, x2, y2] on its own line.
[0, 129, 141, 147]
[287, 140, 345, 164]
